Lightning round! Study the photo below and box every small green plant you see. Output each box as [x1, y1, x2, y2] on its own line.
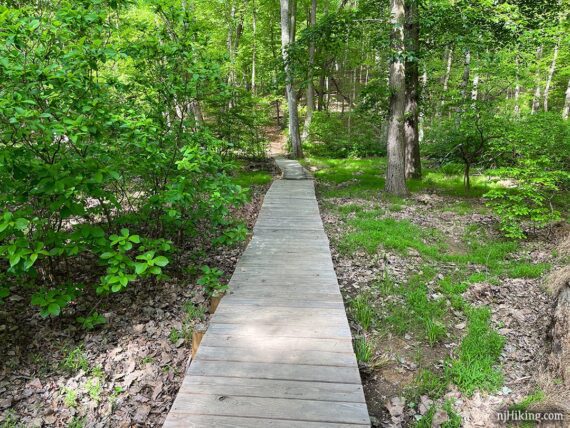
[85, 377, 102, 403]
[62, 346, 89, 373]
[350, 294, 375, 330]
[354, 336, 374, 363]
[169, 328, 183, 344]
[141, 355, 155, 365]
[77, 312, 106, 330]
[91, 365, 105, 379]
[31, 285, 80, 318]
[67, 416, 85, 428]
[197, 265, 227, 297]
[61, 386, 78, 408]
[184, 301, 206, 322]
[412, 369, 448, 399]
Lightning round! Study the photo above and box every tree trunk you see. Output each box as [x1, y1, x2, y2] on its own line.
[251, 0, 257, 95]
[514, 56, 521, 117]
[471, 74, 479, 101]
[404, 0, 421, 179]
[385, 0, 408, 196]
[460, 49, 471, 99]
[280, 0, 303, 158]
[563, 79, 570, 120]
[531, 46, 543, 115]
[544, 42, 559, 112]
[302, 0, 316, 141]
[439, 46, 453, 114]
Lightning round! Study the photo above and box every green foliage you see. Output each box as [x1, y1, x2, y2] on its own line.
[197, 265, 228, 297]
[61, 346, 89, 373]
[485, 161, 567, 239]
[77, 312, 107, 331]
[354, 336, 374, 363]
[350, 293, 375, 330]
[445, 307, 505, 396]
[305, 112, 385, 158]
[0, 1, 251, 318]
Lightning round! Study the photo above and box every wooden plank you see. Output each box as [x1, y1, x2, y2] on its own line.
[220, 296, 346, 309]
[179, 376, 365, 402]
[188, 360, 362, 384]
[196, 346, 357, 367]
[168, 394, 369, 425]
[164, 415, 369, 428]
[198, 334, 354, 354]
[207, 322, 352, 339]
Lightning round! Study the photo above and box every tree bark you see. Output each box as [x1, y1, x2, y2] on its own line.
[404, 0, 421, 179]
[439, 46, 453, 114]
[460, 49, 471, 99]
[514, 56, 521, 117]
[280, 0, 303, 158]
[531, 46, 543, 115]
[471, 74, 479, 101]
[543, 42, 559, 112]
[302, 0, 316, 141]
[385, 0, 408, 196]
[563, 79, 570, 120]
[251, 0, 257, 95]
[550, 286, 570, 385]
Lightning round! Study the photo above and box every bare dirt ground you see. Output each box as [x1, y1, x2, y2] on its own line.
[0, 165, 273, 427]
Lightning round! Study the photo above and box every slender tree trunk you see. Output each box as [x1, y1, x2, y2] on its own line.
[471, 74, 479, 101]
[251, 0, 257, 95]
[280, 0, 302, 158]
[439, 46, 453, 114]
[531, 46, 543, 114]
[385, 0, 408, 196]
[404, 0, 421, 179]
[419, 66, 427, 142]
[302, 0, 316, 141]
[563, 79, 570, 120]
[514, 56, 521, 117]
[544, 42, 559, 112]
[318, 70, 326, 111]
[460, 49, 471, 99]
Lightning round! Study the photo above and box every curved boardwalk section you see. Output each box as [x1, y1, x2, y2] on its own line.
[164, 159, 370, 427]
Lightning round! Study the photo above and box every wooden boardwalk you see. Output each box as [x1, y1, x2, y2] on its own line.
[164, 159, 370, 427]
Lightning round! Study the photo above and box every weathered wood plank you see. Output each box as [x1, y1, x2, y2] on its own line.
[198, 334, 354, 354]
[168, 394, 369, 425]
[195, 345, 356, 366]
[188, 360, 362, 384]
[164, 414, 369, 428]
[179, 376, 364, 402]
[207, 322, 352, 339]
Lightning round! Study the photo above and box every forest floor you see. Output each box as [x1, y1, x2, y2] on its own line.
[0, 160, 275, 428]
[304, 157, 570, 427]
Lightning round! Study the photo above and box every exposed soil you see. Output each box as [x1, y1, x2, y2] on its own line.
[316, 185, 569, 427]
[0, 161, 274, 427]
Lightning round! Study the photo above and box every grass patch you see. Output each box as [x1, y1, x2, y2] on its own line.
[350, 293, 375, 330]
[354, 336, 374, 363]
[61, 345, 89, 373]
[339, 215, 446, 258]
[414, 400, 462, 427]
[445, 307, 505, 396]
[382, 269, 448, 345]
[232, 170, 272, 188]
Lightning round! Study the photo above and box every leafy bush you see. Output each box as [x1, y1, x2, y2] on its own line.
[0, 1, 249, 319]
[305, 111, 385, 158]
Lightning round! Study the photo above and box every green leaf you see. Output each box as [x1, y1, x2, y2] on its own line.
[129, 235, 141, 243]
[47, 303, 60, 317]
[153, 256, 169, 267]
[9, 254, 21, 267]
[134, 263, 148, 274]
[100, 252, 114, 259]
